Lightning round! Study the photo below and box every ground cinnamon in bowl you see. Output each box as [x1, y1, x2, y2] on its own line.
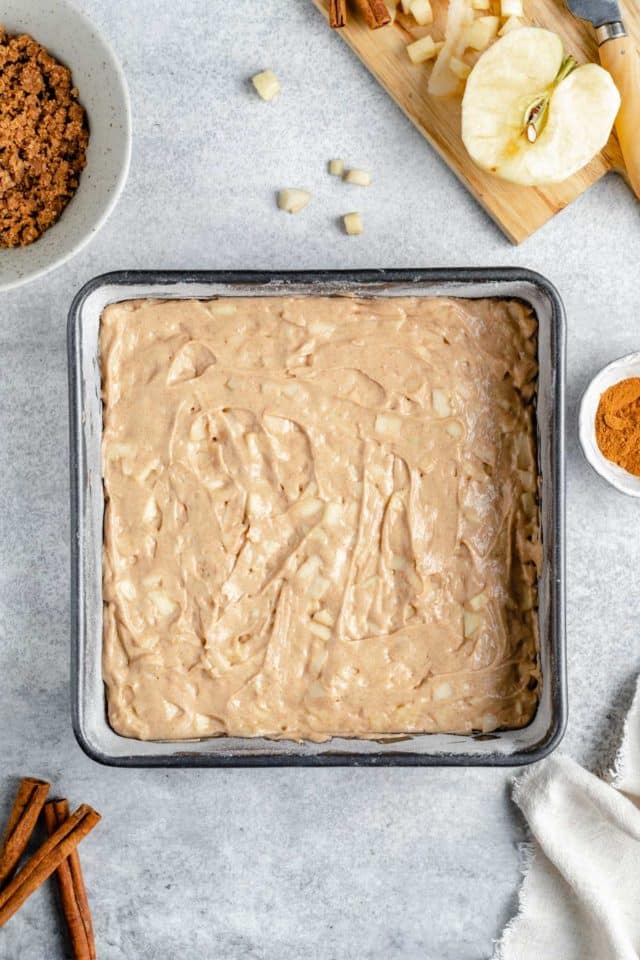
[595, 377, 640, 476]
[0, 26, 89, 248]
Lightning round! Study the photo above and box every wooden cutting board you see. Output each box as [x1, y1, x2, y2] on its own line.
[312, 0, 640, 242]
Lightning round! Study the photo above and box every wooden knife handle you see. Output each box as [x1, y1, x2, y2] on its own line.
[599, 32, 640, 199]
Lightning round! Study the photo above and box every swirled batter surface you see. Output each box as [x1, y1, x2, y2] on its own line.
[101, 296, 541, 742]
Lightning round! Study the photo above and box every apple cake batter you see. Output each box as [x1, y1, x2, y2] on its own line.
[101, 295, 541, 741]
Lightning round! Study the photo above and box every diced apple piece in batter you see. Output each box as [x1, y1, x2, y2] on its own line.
[313, 608, 335, 627]
[309, 621, 332, 641]
[463, 610, 482, 637]
[434, 681, 453, 700]
[149, 591, 178, 618]
[432, 389, 451, 417]
[143, 497, 161, 530]
[469, 591, 487, 611]
[482, 713, 499, 733]
[375, 413, 401, 436]
[117, 579, 137, 601]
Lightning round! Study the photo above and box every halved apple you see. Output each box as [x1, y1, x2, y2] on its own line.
[461, 27, 620, 185]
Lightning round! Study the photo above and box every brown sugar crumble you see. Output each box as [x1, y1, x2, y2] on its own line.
[0, 26, 89, 248]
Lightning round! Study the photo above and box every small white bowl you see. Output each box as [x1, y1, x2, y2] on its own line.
[578, 351, 640, 497]
[0, 0, 131, 292]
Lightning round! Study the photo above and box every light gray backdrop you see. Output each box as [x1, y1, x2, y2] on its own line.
[1, 2, 639, 957]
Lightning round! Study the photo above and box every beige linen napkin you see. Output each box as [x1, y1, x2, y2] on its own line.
[494, 678, 640, 960]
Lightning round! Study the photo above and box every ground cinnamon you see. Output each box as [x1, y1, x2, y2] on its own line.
[595, 377, 640, 476]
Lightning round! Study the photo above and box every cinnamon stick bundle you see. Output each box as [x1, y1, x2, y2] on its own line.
[330, 0, 348, 27]
[352, 0, 392, 28]
[0, 804, 100, 929]
[0, 778, 50, 887]
[44, 801, 96, 960]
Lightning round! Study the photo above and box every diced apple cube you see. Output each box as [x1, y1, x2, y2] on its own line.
[406, 33, 437, 63]
[343, 212, 364, 236]
[450, 56, 471, 80]
[464, 15, 500, 51]
[501, 0, 523, 17]
[410, 0, 433, 26]
[278, 189, 311, 214]
[251, 69, 281, 101]
[344, 168, 372, 187]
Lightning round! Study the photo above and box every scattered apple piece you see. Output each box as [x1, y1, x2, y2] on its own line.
[278, 189, 311, 213]
[328, 158, 345, 176]
[251, 70, 281, 101]
[344, 168, 372, 186]
[343, 212, 364, 235]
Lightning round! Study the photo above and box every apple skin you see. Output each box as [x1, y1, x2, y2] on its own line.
[461, 28, 621, 186]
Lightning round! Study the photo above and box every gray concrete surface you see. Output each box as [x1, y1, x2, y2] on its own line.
[1, 2, 639, 957]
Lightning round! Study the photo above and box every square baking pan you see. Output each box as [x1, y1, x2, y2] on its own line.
[68, 268, 566, 766]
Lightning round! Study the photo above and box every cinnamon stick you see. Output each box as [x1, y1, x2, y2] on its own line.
[0, 804, 100, 929]
[330, 0, 348, 27]
[0, 778, 50, 887]
[44, 801, 96, 960]
[353, 0, 392, 28]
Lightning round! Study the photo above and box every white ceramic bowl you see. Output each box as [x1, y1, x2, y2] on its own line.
[579, 351, 640, 497]
[0, 0, 131, 292]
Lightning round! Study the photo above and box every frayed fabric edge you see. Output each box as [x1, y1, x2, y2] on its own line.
[491, 841, 537, 960]
[609, 675, 640, 790]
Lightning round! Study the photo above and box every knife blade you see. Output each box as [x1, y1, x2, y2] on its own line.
[565, 0, 640, 199]
[565, 0, 622, 29]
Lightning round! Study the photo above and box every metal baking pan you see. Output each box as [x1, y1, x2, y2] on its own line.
[68, 268, 566, 767]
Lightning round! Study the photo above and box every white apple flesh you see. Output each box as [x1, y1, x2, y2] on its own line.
[461, 27, 621, 186]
